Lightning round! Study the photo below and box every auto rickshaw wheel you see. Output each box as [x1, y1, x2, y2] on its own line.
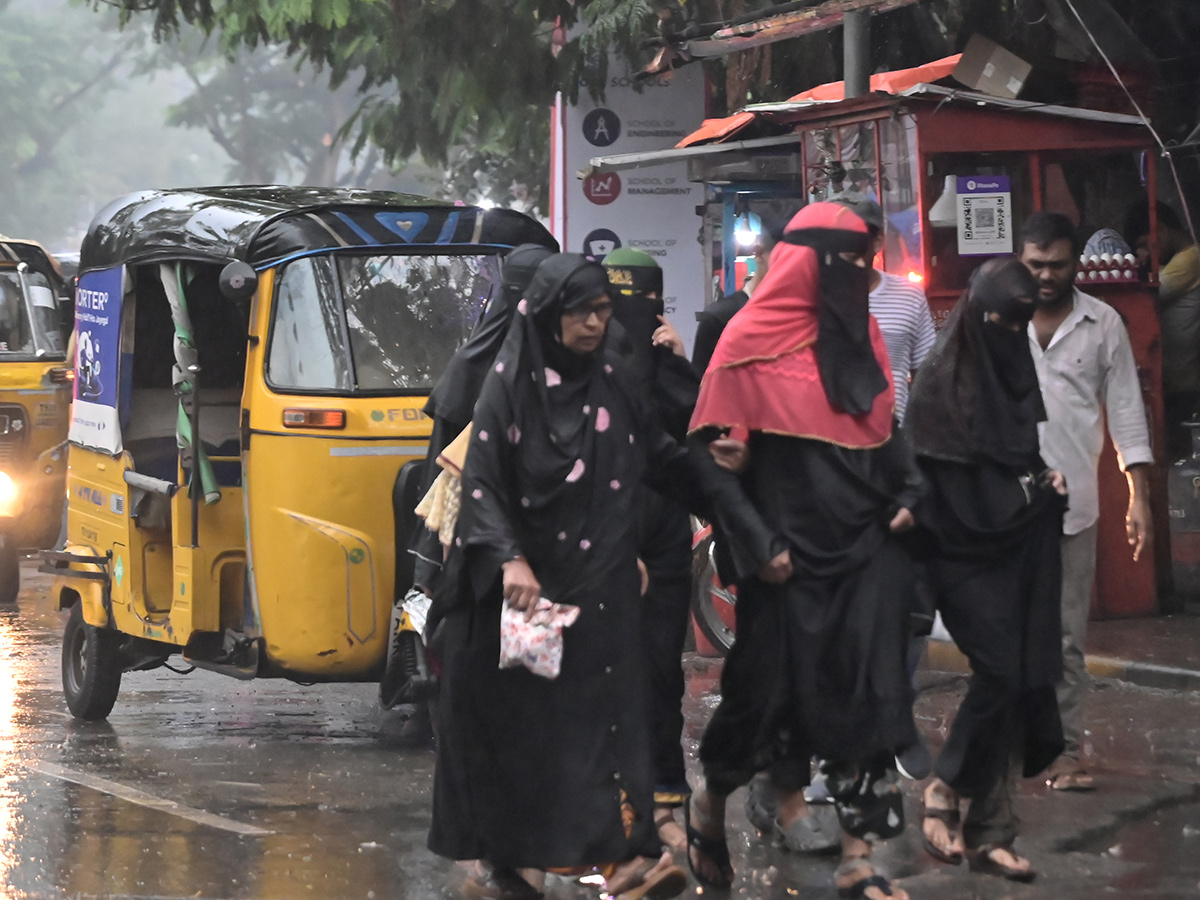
[0, 539, 18, 607]
[61, 603, 122, 720]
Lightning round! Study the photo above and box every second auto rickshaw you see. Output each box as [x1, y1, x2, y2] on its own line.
[0, 238, 73, 604]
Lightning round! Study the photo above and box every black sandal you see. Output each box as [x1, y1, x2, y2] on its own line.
[683, 795, 733, 890]
[836, 857, 901, 899]
[968, 843, 1037, 882]
[920, 803, 963, 865]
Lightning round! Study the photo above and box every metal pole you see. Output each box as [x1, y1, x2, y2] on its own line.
[844, 9, 870, 99]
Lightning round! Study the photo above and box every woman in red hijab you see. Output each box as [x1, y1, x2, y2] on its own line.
[684, 203, 922, 900]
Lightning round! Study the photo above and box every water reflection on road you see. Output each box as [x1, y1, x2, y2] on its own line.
[0, 612, 23, 892]
[1, 566, 454, 899]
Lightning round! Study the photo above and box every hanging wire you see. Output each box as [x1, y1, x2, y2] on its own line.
[1059, 0, 1199, 246]
[1015, 0, 1049, 27]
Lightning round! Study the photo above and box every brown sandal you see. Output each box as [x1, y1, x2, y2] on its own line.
[920, 794, 963, 865]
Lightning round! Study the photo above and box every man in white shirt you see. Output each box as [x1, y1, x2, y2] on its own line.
[1020, 212, 1154, 791]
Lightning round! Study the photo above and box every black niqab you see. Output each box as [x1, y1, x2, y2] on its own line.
[611, 291, 664, 388]
[907, 256, 1044, 468]
[782, 226, 889, 415]
[424, 243, 554, 425]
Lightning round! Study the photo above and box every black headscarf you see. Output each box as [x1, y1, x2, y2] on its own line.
[907, 256, 1045, 468]
[455, 253, 643, 601]
[781, 224, 889, 415]
[424, 243, 554, 425]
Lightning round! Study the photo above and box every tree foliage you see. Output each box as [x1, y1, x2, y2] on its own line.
[0, 0, 244, 247]
[85, 0, 1200, 212]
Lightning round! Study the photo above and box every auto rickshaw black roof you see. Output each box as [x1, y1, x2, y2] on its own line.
[79, 186, 558, 273]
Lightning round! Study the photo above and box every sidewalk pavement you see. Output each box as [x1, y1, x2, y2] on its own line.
[924, 612, 1200, 691]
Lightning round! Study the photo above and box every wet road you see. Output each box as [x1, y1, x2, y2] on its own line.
[5, 562, 1200, 899]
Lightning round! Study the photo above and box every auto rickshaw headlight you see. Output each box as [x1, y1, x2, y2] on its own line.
[0, 473, 18, 507]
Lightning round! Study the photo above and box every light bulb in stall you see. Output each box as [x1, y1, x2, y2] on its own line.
[928, 175, 957, 228]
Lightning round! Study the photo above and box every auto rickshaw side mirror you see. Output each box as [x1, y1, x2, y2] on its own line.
[219, 261, 258, 303]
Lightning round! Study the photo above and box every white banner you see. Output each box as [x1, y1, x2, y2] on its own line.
[555, 63, 707, 351]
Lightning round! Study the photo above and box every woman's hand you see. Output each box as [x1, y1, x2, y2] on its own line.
[502, 556, 542, 620]
[652, 315, 686, 357]
[637, 558, 650, 596]
[759, 549, 793, 584]
[1045, 470, 1068, 496]
[709, 438, 749, 474]
[889, 508, 915, 533]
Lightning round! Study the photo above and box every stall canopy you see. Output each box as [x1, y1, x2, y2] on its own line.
[676, 53, 962, 148]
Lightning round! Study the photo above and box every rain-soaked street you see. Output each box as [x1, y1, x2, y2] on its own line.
[4, 561, 1200, 899]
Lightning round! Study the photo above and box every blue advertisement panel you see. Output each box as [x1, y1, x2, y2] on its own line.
[69, 266, 124, 454]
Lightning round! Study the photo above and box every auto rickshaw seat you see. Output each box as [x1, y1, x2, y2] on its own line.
[125, 388, 243, 487]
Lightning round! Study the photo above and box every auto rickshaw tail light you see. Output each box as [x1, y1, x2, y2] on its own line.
[48, 367, 73, 385]
[283, 408, 346, 429]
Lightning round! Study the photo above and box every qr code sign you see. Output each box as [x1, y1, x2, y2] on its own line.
[976, 207, 996, 229]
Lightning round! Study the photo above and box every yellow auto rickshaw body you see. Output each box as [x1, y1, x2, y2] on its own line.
[45, 187, 556, 716]
[0, 239, 73, 603]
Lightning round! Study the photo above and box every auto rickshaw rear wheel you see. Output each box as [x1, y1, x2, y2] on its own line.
[0, 540, 18, 608]
[61, 603, 122, 720]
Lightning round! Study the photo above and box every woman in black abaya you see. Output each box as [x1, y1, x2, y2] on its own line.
[906, 256, 1067, 882]
[685, 203, 922, 900]
[427, 254, 773, 900]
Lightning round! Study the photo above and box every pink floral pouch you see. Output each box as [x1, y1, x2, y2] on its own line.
[499, 599, 582, 679]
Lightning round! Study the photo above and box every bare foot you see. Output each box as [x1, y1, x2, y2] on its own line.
[654, 806, 687, 852]
[605, 850, 673, 896]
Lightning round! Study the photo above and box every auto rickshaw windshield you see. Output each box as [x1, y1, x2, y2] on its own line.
[267, 251, 503, 394]
[0, 269, 66, 358]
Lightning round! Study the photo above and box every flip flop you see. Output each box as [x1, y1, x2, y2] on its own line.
[743, 773, 778, 835]
[614, 864, 688, 900]
[774, 804, 841, 854]
[920, 803, 963, 865]
[836, 857, 902, 899]
[683, 796, 734, 891]
[968, 844, 1037, 882]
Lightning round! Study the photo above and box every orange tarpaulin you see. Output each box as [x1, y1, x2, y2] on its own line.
[674, 111, 757, 148]
[676, 53, 962, 148]
[788, 53, 961, 101]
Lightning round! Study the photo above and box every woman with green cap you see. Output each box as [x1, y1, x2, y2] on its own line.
[603, 247, 699, 851]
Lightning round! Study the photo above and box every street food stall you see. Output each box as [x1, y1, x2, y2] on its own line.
[589, 62, 1167, 618]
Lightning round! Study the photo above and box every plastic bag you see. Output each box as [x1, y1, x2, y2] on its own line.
[499, 599, 581, 680]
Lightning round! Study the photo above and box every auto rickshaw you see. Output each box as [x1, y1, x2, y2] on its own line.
[42, 187, 556, 719]
[0, 238, 73, 604]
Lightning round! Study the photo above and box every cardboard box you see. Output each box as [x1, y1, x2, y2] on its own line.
[952, 34, 1033, 99]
